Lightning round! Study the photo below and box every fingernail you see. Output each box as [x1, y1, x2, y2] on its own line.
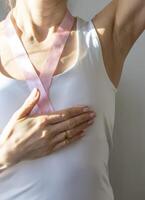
[88, 119, 94, 124]
[90, 112, 96, 117]
[32, 88, 37, 95]
[77, 105, 86, 107]
[83, 107, 91, 112]
[32, 88, 39, 98]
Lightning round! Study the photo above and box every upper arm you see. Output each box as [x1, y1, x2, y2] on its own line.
[114, 0, 145, 58]
[92, 0, 145, 87]
[93, 0, 145, 60]
[92, 2, 121, 87]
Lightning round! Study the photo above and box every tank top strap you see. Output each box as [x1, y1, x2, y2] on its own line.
[78, 18, 117, 93]
[88, 20, 117, 93]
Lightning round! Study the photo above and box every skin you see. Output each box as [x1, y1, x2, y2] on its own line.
[0, 0, 97, 171]
[0, 88, 96, 172]
[0, 0, 145, 170]
[92, 0, 145, 88]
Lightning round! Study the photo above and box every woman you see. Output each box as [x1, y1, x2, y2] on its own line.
[0, 0, 144, 200]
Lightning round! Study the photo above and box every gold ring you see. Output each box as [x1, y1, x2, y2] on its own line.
[64, 130, 69, 140]
[64, 131, 69, 144]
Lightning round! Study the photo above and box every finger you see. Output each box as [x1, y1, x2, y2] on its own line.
[38, 119, 94, 151]
[52, 111, 96, 135]
[67, 119, 94, 138]
[45, 106, 91, 124]
[51, 118, 94, 140]
[29, 109, 95, 138]
[52, 131, 85, 153]
[23, 130, 85, 161]
[14, 88, 40, 120]
[51, 127, 84, 145]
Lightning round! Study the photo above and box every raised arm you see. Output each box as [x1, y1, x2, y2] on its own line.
[113, 0, 145, 58]
[92, 0, 145, 87]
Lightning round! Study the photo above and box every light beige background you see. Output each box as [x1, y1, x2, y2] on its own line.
[1, 0, 145, 199]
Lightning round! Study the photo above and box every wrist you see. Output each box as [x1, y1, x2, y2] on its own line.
[0, 144, 14, 173]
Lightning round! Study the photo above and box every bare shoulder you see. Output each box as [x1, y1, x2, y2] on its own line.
[92, 2, 123, 88]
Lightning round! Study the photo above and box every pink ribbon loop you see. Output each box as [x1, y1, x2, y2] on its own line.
[3, 9, 75, 115]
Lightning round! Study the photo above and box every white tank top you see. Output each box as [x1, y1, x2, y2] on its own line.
[0, 16, 117, 200]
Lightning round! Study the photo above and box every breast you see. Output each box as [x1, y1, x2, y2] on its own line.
[0, 75, 30, 130]
[0, 43, 115, 200]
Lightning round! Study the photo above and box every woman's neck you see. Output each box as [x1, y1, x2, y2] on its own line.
[12, 0, 67, 42]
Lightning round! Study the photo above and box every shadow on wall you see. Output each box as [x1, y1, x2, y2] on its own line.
[0, 0, 9, 20]
[109, 33, 145, 200]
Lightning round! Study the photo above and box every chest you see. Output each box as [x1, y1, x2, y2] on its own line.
[0, 19, 78, 80]
[0, 50, 115, 131]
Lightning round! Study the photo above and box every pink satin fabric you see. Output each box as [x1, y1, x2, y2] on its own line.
[3, 10, 74, 115]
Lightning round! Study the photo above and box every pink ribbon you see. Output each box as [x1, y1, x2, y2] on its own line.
[3, 9, 74, 115]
